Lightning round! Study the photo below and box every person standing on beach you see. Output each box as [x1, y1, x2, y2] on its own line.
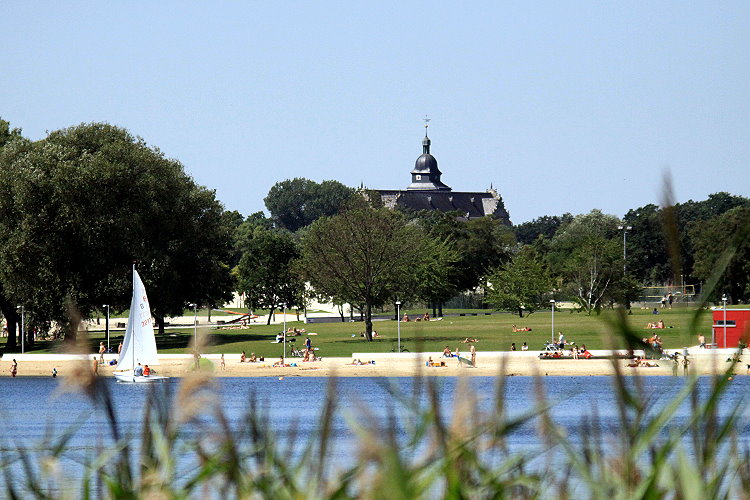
[220, 353, 226, 370]
[10, 359, 17, 378]
[99, 342, 106, 363]
[470, 344, 476, 367]
[455, 346, 461, 367]
[683, 357, 690, 375]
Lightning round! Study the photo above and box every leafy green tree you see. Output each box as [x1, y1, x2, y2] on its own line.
[300, 205, 442, 340]
[514, 213, 573, 245]
[264, 178, 354, 232]
[235, 225, 305, 324]
[486, 248, 552, 317]
[0, 123, 235, 343]
[547, 210, 622, 314]
[415, 211, 514, 303]
[691, 206, 750, 303]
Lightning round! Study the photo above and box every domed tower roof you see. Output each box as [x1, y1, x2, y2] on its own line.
[407, 126, 451, 191]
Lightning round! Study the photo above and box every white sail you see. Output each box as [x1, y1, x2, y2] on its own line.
[115, 268, 160, 371]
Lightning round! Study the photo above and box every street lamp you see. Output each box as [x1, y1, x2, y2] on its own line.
[617, 225, 633, 273]
[102, 304, 110, 352]
[395, 301, 402, 353]
[282, 303, 287, 363]
[17, 306, 25, 354]
[722, 294, 727, 349]
[550, 300, 556, 344]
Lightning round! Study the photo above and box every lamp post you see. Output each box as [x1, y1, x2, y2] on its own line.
[550, 300, 555, 344]
[282, 303, 287, 363]
[103, 304, 110, 352]
[17, 306, 25, 354]
[396, 301, 402, 353]
[617, 225, 632, 273]
[722, 294, 727, 349]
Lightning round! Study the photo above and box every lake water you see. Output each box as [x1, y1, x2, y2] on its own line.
[2, 375, 749, 493]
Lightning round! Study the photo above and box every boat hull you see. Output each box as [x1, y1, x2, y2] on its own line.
[114, 371, 168, 383]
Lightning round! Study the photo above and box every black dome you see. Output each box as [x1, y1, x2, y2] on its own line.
[413, 153, 439, 174]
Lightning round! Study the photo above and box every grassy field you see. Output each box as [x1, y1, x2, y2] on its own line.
[4, 306, 716, 357]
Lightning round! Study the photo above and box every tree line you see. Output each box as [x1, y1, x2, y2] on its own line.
[1, 118, 748, 347]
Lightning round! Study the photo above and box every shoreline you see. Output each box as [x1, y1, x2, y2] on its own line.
[1, 350, 745, 378]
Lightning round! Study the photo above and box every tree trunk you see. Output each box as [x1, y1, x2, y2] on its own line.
[208, 307, 212, 322]
[266, 308, 274, 325]
[432, 302, 437, 318]
[155, 314, 166, 335]
[295, 309, 300, 321]
[364, 302, 373, 341]
[338, 304, 345, 322]
[438, 302, 443, 318]
[0, 295, 18, 350]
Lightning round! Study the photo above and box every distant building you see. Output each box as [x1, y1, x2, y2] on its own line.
[374, 128, 511, 223]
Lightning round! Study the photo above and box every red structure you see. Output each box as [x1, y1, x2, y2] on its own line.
[711, 308, 750, 348]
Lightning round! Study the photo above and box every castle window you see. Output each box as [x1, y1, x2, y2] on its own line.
[415, 175, 421, 180]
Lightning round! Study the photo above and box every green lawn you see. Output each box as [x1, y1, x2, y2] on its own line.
[3, 306, 714, 357]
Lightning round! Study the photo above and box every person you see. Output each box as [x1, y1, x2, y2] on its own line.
[143, 365, 151, 377]
[442, 346, 452, 357]
[92, 357, 98, 374]
[117, 342, 123, 355]
[275, 333, 283, 343]
[134, 363, 143, 376]
[273, 356, 285, 367]
[423, 312, 430, 321]
[683, 356, 690, 375]
[657, 320, 665, 329]
[403, 313, 410, 322]
[510, 343, 516, 351]
[470, 344, 476, 367]
[572, 346, 579, 360]
[521, 342, 528, 351]
[52, 367, 57, 378]
[661, 295, 667, 308]
[240, 351, 247, 362]
[668, 292, 673, 309]
[305, 337, 312, 351]
[698, 334, 706, 348]
[455, 346, 461, 366]
[10, 359, 17, 378]
[99, 342, 106, 363]
[652, 308, 659, 315]
[249, 352, 257, 362]
[462, 337, 478, 343]
[558, 332, 565, 349]
[672, 356, 679, 376]
[220, 353, 226, 370]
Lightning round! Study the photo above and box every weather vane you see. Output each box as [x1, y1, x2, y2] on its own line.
[423, 115, 431, 131]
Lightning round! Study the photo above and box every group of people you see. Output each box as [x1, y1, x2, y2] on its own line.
[643, 334, 664, 357]
[402, 312, 430, 322]
[645, 319, 667, 329]
[441, 344, 477, 367]
[509, 342, 529, 351]
[661, 293, 674, 309]
[240, 351, 262, 363]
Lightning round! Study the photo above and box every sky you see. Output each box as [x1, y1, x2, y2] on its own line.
[2, 2, 748, 224]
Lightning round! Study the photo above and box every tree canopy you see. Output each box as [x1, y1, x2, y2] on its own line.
[264, 178, 355, 232]
[486, 248, 552, 317]
[0, 122, 235, 344]
[300, 204, 448, 340]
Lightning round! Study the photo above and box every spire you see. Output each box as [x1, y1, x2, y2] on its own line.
[422, 115, 431, 154]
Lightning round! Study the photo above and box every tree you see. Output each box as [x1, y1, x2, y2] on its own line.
[235, 225, 305, 324]
[691, 206, 750, 303]
[0, 123, 235, 343]
[514, 213, 573, 245]
[300, 205, 442, 340]
[264, 178, 354, 232]
[546, 210, 622, 314]
[486, 248, 552, 317]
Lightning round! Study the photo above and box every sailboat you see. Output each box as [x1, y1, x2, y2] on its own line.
[113, 266, 168, 383]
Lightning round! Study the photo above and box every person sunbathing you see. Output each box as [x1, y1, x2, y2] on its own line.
[240, 351, 247, 362]
[347, 359, 363, 365]
[273, 357, 286, 367]
[462, 337, 478, 343]
[249, 353, 257, 362]
[442, 346, 452, 357]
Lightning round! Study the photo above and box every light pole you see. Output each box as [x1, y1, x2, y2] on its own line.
[396, 301, 401, 353]
[617, 225, 632, 273]
[17, 306, 25, 354]
[282, 303, 287, 363]
[722, 294, 727, 349]
[103, 304, 110, 352]
[550, 300, 555, 344]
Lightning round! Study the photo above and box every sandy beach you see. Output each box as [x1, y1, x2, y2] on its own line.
[1, 349, 746, 378]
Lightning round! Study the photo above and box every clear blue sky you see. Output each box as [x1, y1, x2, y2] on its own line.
[2, 2, 748, 224]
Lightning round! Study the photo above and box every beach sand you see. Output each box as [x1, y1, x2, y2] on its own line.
[1, 351, 745, 378]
